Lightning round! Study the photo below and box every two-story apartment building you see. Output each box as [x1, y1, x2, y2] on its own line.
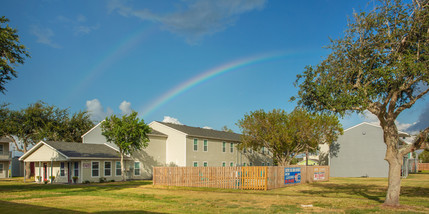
[0, 137, 12, 178]
[19, 121, 272, 183]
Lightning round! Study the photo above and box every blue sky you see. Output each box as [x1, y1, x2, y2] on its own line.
[1, 0, 427, 133]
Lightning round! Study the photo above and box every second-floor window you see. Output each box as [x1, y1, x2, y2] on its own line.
[193, 139, 198, 151]
[0, 145, 3, 155]
[222, 142, 226, 152]
[230, 143, 233, 153]
[203, 140, 208, 152]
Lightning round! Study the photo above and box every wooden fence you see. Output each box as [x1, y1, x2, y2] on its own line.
[153, 165, 329, 190]
[419, 163, 429, 171]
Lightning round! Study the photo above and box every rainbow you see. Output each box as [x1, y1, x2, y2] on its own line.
[140, 52, 287, 118]
[63, 25, 157, 104]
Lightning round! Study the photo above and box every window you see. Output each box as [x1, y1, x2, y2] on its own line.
[243, 149, 246, 154]
[243, 163, 246, 166]
[0, 163, 3, 171]
[74, 162, 79, 177]
[134, 162, 140, 176]
[104, 161, 111, 176]
[230, 162, 234, 167]
[60, 162, 65, 176]
[193, 139, 198, 151]
[230, 143, 234, 153]
[92, 161, 99, 177]
[249, 149, 253, 154]
[222, 142, 226, 152]
[203, 140, 208, 152]
[267, 162, 270, 166]
[116, 161, 121, 176]
[203, 162, 208, 167]
[222, 162, 226, 167]
[261, 147, 265, 154]
[249, 162, 253, 166]
[0, 145, 3, 154]
[262, 163, 265, 166]
[193, 162, 198, 167]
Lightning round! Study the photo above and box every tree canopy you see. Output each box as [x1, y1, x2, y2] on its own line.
[0, 16, 30, 93]
[237, 108, 342, 166]
[101, 111, 151, 181]
[292, 0, 428, 206]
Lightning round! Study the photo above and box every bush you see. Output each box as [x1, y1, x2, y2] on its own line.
[110, 179, 115, 182]
[83, 180, 90, 184]
[99, 177, 107, 183]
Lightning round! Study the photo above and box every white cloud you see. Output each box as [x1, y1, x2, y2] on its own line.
[86, 99, 113, 122]
[119, 101, 132, 115]
[30, 25, 61, 48]
[162, 116, 182, 125]
[56, 15, 99, 36]
[108, 0, 266, 44]
[406, 102, 429, 134]
[203, 126, 213, 130]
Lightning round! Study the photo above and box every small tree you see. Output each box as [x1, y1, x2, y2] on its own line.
[237, 109, 342, 165]
[0, 16, 30, 93]
[221, 125, 234, 133]
[101, 111, 151, 181]
[292, 0, 429, 206]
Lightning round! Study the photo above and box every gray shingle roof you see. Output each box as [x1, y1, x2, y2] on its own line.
[157, 122, 241, 142]
[44, 141, 122, 159]
[0, 137, 12, 142]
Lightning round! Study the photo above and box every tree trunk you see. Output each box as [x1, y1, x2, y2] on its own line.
[305, 149, 309, 166]
[382, 124, 403, 206]
[384, 156, 403, 206]
[23, 147, 31, 179]
[120, 153, 126, 181]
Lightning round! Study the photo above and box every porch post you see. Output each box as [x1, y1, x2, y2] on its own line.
[23, 161, 26, 183]
[80, 161, 82, 184]
[51, 159, 53, 183]
[39, 161, 41, 182]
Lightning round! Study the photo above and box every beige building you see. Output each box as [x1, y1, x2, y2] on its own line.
[0, 137, 12, 178]
[19, 121, 272, 183]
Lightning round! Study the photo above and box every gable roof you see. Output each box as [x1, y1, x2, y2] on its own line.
[0, 137, 12, 143]
[20, 141, 123, 161]
[344, 122, 410, 137]
[156, 121, 241, 142]
[81, 121, 167, 138]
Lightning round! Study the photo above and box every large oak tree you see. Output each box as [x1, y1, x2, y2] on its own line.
[292, 0, 429, 206]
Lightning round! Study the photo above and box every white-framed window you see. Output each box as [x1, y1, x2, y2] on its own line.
[104, 161, 111, 177]
[222, 142, 226, 152]
[193, 161, 198, 167]
[243, 149, 246, 154]
[261, 147, 265, 154]
[0, 163, 3, 172]
[0, 144, 3, 154]
[134, 162, 140, 176]
[203, 140, 208, 152]
[267, 162, 270, 166]
[249, 149, 253, 154]
[60, 162, 65, 177]
[262, 163, 265, 166]
[203, 161, 208, 167]
[243, 163, 246, 166]
[91, 161, 99, 177]
[249, 162, 253, 166]
[116, 161, 121, 176]
[230, 162, 234, 167]
[74, 162, 79, 177]
[222, 162, 226, 167]
[193, 139, 198, 151]
[230, 143, 234, 153]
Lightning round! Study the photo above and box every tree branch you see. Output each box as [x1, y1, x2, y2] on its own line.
[394, 86, 429, 117]
[400, 126, 429, 156]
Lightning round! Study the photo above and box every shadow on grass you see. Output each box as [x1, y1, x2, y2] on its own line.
[303, 182, 429, 204]
[0, 200, 165, 214]
[0, 179, 153, 194]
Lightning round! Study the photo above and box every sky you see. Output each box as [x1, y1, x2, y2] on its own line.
[1, 0, 428, 134]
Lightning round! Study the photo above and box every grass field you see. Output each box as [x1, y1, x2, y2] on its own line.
[1, 172, 428, 213]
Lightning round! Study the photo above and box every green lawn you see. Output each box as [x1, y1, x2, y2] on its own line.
[1, 172, 428, 213]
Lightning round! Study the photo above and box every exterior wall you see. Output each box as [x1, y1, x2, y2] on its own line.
[11, 157, 24, 177]
[238, 148, 273, 166]
[33, 161, 66, 182]
[82, 124, 118, 149]
[149, 122, 186, 166]
[185, 137, 272, 167]
[130, 135, 167, 179]
[0, 142, 10, 160]
[330, 123, 389, 177]
[80, 159, 130, 182]
[0, 161, 9, 178]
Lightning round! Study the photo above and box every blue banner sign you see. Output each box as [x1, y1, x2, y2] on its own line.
[284, 167, 301, 184]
